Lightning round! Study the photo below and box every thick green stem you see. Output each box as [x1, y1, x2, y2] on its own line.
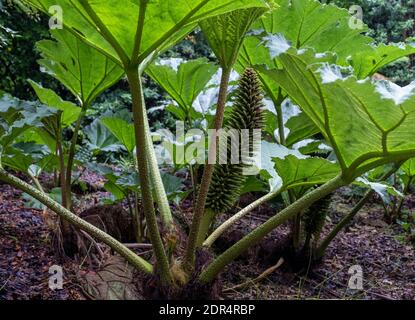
[57, 138, 67, 209]
[184, 68, 232, 270]
[0, 167, 153, 274]
[314, 189, 373, 259]
[204, 190, 281, 247]
[274, 89, 286, 146]
[315, 165, 400, 259]
[199, 176, 344, 283]
[65, 104, 88, 209]
[127, 193, 141, 243]
[196, 208, 216, 247]
[273, 90, 300, 249]
[289, 191, 302, 250]
[131, 0, 173, 229]
[395, 176, 412, 219]
[56, 134, 73, 247]
[143, 106, 174, 228]
[127, 69, 172, 285]
[189, 164, 198, 205]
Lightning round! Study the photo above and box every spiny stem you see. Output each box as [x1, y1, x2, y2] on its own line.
[272, 89, 300, 249]
[0, 167, 153, 274]
[395, 176, 412, 219]
[57, 138, 67, 209]
[65, 103, 88, 209]
[196, 208, 216, 247]
[143, 106, 174, 228]
[315, 165, 400, 259]
[184, 68, 232, 271]
[274, 88, 286, 146]
[203, 189, 282, 248]
[199, 176, 344, 283]
[127, 68, 172, 285]
[57, 132, 72, 245]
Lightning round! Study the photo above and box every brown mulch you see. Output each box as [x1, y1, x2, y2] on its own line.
[1, 177, 414, 300]
[0, 183, 84, 300]
[220, 190, 415, 300]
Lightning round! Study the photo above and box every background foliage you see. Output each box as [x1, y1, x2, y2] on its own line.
[328, 0, 415, 84]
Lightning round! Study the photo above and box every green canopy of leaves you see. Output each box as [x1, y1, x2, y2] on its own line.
[238, 0, 415, 79]
[100, 117, 136, 154]
[29, 80, 81, 127]
[274, 155, 340, 195]
[0, 92, 57, 150]
[24, 0, 271, 66]
[200, 6, 270, 70]
[147, 58, 218, 119]
[36, 29, 124, 105]
[401, 159, 415, 178]
[258, 48, 415, 180]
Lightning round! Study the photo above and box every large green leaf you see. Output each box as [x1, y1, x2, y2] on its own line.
[258, 48, 415, 180]
[256, 140, 339, 193]
[21, 127, 58, 153]
[1, 147, 37, 172]
[236, 0, 415, 127]
[236, 1, 415, 155]
[36, 29, 124, 105]
[147, 58, 218, 117]
[351, 43, 415, 80]
[24, 0, 271, 66]
[200, 6, 269, 69]
[100, 117, 136, 154]
[237, 0, 368, 90]
[84, 119, 122, 154]
[239, 0, 415, 78]
[285, 112, 319, 147]
[253, 0, 372, 64]
[401, 159, 415, 178]
[274, 155, 340, 195]
[29, 81, 81, 127]
[256, 140, 305, 191]
[0, 92, 57, 150]
[1, 142, 52, 174]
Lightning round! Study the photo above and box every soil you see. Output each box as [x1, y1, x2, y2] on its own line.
[1, 176, 414, 300]
[0, 183, 83, 300]
[218, 190, 415, 300]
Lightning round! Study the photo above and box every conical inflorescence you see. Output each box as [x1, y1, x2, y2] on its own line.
[206, 68, 265, 214]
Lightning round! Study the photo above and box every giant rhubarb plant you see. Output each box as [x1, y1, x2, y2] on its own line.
[0, 92, 153, 272]
[234, 0, 415, 250]
[33, 27, 124, 197]
[200, 68, 265, 245]
[4, 0, 414, 294]
[185, 4, 271, 270]
[238, 0, 415, 147]
[198, 47, 415, 282]
[15, 0, 272, 285]
[15, 27, 124, 253]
